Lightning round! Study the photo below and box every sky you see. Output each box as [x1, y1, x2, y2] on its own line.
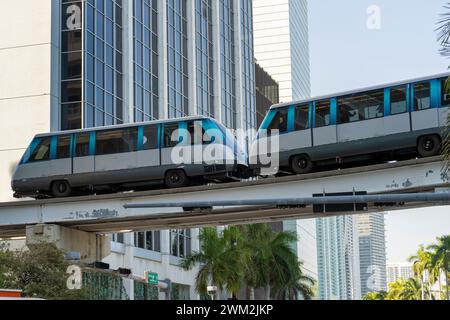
[308, 0, 450, 263]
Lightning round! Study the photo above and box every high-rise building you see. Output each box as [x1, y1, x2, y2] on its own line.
[387, 262, 414, 284]
[59, 0, 256, 134]
[316, 215, 361, 300]
[253, 0, 310, 102]
[255, 62, 279, 126]
[252, 0, 317, 289]
[357, 213, 387, 296]
[0, 0, 257, 300]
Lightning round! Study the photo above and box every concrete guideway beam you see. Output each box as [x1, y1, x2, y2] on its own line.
[0, 156, 447, 237]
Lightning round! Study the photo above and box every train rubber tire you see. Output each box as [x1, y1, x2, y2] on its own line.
[51, 180, 72, 198]
[165, 170, 189, 188]
[291, 155, 314, 174]
[417, 135, 441, 157]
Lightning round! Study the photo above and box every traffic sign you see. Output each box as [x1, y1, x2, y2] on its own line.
[148, 272, 158, 285]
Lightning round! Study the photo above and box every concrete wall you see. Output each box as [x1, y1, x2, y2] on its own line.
[0, 0, 57, 202]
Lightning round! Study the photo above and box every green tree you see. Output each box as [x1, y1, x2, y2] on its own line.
[181, 224, 316, 300]
[179, 227, 245, 299]
[408, 245, 433, 299]
[363, 291, 387, 300]
[385, 278, 424, 300]
[427, 235, 450, 300]
[240, 224, 315, 300]
[0, 243, 88, 299]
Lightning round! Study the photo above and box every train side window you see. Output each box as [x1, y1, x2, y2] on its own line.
[338, 90, 384, 124]
[267, 109, 288, 134]
[75, 133, 90, 157]
[142, 125, 158, 150]
[56, 135, 71, 159]
[315, 101, 331, 128]
[96, 128, 138, 155]
[163, 124, 179, 148]
[28, 137, 51, 162]
[390, 86, 407, 115]
[294, 105, 309, 130]
[441, 78, 450, 108]
[413, 82, 431, 111]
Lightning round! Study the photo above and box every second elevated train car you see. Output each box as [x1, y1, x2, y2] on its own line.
[12, 116, 247, 198]
[251, 74, 450, 174]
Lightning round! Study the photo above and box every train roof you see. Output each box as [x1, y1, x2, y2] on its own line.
[34, 115, 213, 138]
[270, 72, 450, 110]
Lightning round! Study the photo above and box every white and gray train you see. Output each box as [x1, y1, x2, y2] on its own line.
[12, 116, 247, 198]
[11, 74, 450, 198]
[250, 73, 449, 174]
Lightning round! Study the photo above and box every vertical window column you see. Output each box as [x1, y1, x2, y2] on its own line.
[167, 0, 189, 118]
[61, 0, 83, 130]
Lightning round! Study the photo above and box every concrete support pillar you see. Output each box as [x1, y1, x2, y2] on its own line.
[25, 224, 110, 263]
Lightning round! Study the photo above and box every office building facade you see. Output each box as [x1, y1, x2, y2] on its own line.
[253, 0, 310, 102]
[0, 0, 257, 299]
[357, 213, 387, 296]
[255, 63, 279, 126]
[253, 0, 317, 289]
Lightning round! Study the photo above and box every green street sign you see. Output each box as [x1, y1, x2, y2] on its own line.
[148, 272, 158, 285]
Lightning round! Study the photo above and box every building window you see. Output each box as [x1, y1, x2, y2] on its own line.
[133, 0, 159, 122]
[112, 233, 124, 244]
[170, 229, 191, 258]
[196, 0, 214, 118]
[61, 0, 83, 130]
[167, 0, 189, 118]
[134, 231, 161, 252]
[220, 0, 237, 129]
[84, 0, 124, 128]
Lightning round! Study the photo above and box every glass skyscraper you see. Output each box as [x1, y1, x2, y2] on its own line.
[357, 213, 387, 296]
[253, 0, 310, 103]
[316, 215, 361, 300]
[58, 0, 256, 134]
[252, 0, 317, 289]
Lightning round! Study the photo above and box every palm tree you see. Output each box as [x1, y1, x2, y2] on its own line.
[437, 3, 450, 173]
[400, 278, 425, 300]
[240, 224, 314, 300]
[386, 278, 424, 300]
[180, 227, 245, 299]
[427, 235, 450, 300]
[408, 245, 433, 299]
[363, 291, 387, 300]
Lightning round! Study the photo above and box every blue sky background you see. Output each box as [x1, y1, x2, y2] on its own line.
[308, 0, 450, 262]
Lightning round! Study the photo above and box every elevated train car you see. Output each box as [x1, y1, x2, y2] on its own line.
[251, 73, 450, 174]
[12, 116, 247, 198]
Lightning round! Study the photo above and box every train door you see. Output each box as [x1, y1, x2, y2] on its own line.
[290, 104, 313, 150]
[312, 100, 336, 147]
[137, 124, 161, 178]
[72, 132, 95, 178]
[410, 81, 439, 131]
[49, 135, 72, 177]
[161, 122, 182, 167]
